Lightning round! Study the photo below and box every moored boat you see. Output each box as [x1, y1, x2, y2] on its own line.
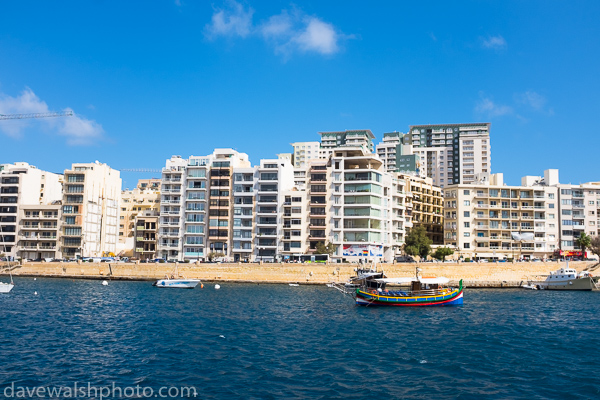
[152, 279, 200, 289]
[0, 281, 14, 294]
[331, 265, 463, 307]
[152, 265, 201, 289]
[532, 264, 597, 291]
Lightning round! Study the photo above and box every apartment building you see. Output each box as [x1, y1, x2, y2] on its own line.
[158, 150, 252, 262]
[61, 162, 121, 259]
[134, 210, 159, 260]
[0, 162, 63, 260]
[443, 172, 559, 261]
[254, 159, 294, 262]
[375, 131, 422, 175]
[404, 174, 444, 245]
[555, 182, 600, 256]
[319, 130, 375, 159]
[305, 159, 330, 253]
[19, 204, 61, 260]
[159, 156, 186, 261]
[119, 178, 161, 255]
[281, 189, 309, 258]
[232, 167, 256, 262]
[290, 141, 320, 168]
[389, 174, 412, 259]
[406, 123, 491, 187]
[329, 146, 393, 262]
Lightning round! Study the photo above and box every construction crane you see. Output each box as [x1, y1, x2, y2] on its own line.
[0, 111, 74, 121]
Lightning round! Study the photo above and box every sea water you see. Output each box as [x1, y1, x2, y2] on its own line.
[1, 278, 599, 399]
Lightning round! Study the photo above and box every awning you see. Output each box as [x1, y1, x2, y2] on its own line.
[419, 277, 450, 285]
[375, 277, 415, 284]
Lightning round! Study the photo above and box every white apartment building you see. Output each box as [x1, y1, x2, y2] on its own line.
[556, 183, 600, 256]
[329, 146, 393, 262]
[61, 162, 121, 258]
[443, 172, 559, 261]
[159, 155, 186, 261]
[290, 141, 321, 168]
[232, 167, 256, 262]
[0, 162, 62, 260]
[519, 169, 600, 257]
[281, 188, 309, 258]
[389, 174, 412, 258]
[254, 159, 294, 262]
[158, 150, 252, 262]
[319, 130, 375, 159]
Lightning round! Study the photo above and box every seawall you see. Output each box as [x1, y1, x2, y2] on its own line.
[3, 261, 597, 287]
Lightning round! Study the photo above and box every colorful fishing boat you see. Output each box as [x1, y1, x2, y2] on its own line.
[330, 266, 463, 307]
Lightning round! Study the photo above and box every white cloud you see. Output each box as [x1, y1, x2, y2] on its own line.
[0, 88, 103, 145]
[204, 1, 254, 39]
[260, 12, 293, 39]
[516, 91, 546, 111]
[481, 35, 507, 50]
[475, 95, 513, 117]
[207, 2, 347, 57]
[294, 17, 338, 55]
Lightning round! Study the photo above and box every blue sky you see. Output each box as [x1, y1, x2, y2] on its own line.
[1, 0, 599, 188]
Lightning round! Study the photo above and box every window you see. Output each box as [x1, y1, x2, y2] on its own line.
[464, 200, 470, 206]
[464, 222, 470, 228]
[464, 211, 470, 217]
[463, 190, 470, 195]
[463, 243, 470, 249]
[549, 204, 555, 208]
[464, 232, 470, 237]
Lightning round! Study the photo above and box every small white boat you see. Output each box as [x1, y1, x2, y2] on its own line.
[1, 260, 15, 293]
[152, 265, 200, 289]
[153, 279, 200, 289]
[521, 282, 539, 290]
[532, 262, 597, 291]
[289, 283, 300, 287]
[0, 281, 14, 294]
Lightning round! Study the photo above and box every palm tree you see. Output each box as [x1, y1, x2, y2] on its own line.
[575, 232, 592, 259]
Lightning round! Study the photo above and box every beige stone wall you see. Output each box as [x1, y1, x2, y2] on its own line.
[3, 260, 597, 287]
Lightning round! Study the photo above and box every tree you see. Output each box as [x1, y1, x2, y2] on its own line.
[575, 232, 592, 258]
[403, 226, 432, 260]
[433, 247, 454, 261]
[589, 235, 600, 259]
[315, 241, 335, 256]
[208, 252, 225, 262]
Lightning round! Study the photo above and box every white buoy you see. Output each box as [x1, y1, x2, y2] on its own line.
[102, 280, 108, 286]
[34, 278, 37, 281]
[34, 291, 38, 296]
[215, 284, 221, 289]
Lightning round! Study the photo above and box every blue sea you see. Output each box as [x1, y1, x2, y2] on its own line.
[1, 278, 600, 399]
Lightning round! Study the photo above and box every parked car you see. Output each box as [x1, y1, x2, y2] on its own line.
[396, 256, 416, 263]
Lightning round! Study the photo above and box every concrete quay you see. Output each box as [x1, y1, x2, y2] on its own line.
[2, 260, 598, 287]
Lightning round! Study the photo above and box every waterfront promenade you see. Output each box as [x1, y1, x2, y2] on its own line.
[3, 260, 597, 287]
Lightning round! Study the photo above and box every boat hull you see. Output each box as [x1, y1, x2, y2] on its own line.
[538, 277, 595, 291]
[356, 287, 463, 307]
[152, 279, 200, 289]
[0, 283, 14, 293]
